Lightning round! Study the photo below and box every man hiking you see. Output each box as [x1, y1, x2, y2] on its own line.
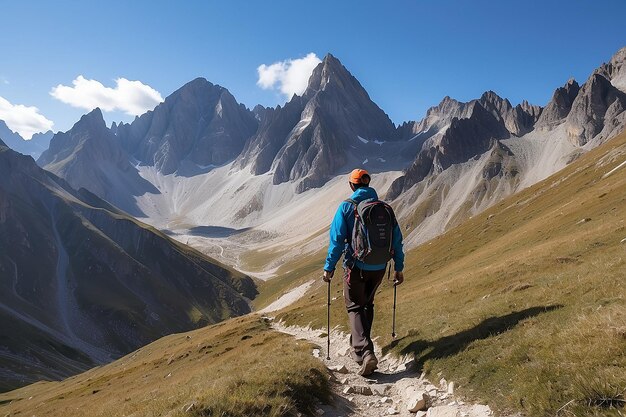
[323, 168, 404, 376]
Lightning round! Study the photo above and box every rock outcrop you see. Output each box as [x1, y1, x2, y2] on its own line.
[535, 79, 580, 130]
[116, 77, 258, 174]
[594, 46, 626, 93]
[388, 99, 512, 199]
[564, 73, 626, 145]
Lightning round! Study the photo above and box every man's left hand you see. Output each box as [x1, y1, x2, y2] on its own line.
[394, 271, 404, 285]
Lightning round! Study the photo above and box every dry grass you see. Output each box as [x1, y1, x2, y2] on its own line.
[0, 317, 331, 417]
[277, 131, 626, 416]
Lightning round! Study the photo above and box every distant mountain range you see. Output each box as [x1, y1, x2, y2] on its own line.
[0, 121, 53, 159]
[0, 140, 256, 391]
[35, 47, 626, 245]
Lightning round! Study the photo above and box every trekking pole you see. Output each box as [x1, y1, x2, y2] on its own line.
[392, 282, 397, 339]
[326, 280, 331, 360]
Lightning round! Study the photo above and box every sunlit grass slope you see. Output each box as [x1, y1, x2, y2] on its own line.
[278, 130, 626, 416]
[0, 316, 330, 417]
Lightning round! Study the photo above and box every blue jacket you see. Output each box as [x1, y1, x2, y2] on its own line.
[324, 186, 404, 272]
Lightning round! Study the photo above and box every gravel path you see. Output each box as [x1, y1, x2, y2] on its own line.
[272, 320, 495, 417]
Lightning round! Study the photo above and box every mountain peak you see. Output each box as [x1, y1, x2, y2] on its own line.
[322, 52, 341, 66]
[610, 46, 626, 64]
[479, 90, 510, 108]
[68, 108, 108, 135]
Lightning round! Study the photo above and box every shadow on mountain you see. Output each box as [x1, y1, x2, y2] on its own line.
[380, 305, 563, 378]
[188, 225, 251, 238]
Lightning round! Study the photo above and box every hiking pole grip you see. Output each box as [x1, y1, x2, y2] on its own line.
[326, 280, 331, 360]
[392, 283, 397, 339]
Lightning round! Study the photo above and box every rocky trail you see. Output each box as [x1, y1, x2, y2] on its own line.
[271, 320, 495, 417]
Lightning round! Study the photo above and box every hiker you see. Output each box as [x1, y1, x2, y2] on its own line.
[323, 168, 404, 376]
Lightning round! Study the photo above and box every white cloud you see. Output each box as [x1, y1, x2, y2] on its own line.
[50, 76, 163, 116]
[257, 53, 321, 98]
[0, 96, 54, 139]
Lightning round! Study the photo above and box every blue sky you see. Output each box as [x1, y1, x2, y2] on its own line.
[1, 0, 625, 137]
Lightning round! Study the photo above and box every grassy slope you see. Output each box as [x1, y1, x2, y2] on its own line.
[0, 317, 330, 417]
[278, 131, 626, 416]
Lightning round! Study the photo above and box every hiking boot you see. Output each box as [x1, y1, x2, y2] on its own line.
[357, 351, 378, 376]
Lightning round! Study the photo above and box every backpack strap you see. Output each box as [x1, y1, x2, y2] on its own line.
[344, 199, 358, 245]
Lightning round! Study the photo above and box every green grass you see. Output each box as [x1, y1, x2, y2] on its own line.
[0, 317, 331, 417]
[276, 130, 626, 416]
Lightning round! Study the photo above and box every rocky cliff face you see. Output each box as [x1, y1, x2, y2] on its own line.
[535, 78, 580, 129]
[0, 141, 255, 391]
[594, 46, 626, 93]
[116, 78, 258, 174]
[238, 53, 397, 192]
[38, 108, 156, 216]
[564, 73, 626, 145]
[478, 91, 542, 136]
[388, 100, 512, 199]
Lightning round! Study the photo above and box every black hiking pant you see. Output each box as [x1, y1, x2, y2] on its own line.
[343, 265, 386, 362]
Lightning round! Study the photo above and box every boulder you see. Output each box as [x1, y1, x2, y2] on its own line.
[405, 387, 430, 412]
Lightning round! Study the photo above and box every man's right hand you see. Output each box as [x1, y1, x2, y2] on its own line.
[323, 270, 334, 282]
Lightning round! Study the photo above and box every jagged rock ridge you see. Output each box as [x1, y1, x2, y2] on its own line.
[116, 78, 258, 175]
[38, 108, 157, 216]
[238, 53, 398, 192]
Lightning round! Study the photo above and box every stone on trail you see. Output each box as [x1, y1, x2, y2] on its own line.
[427, 405, 461, 417]
[395, 358, 416, 372]
[380, 396, 393, 404]
[405, 387, 430, 412]
[328, 364, 349, 374]
[343, 386, 355, 394]
[338, 346, 352, 357]
[372, 384, 392, 395]
[415, 412, 427, 417]
[447, 381, 455, 394]
[312, 348, 321, 358]
[439, 378, 448, 391]
[352, 385, 373, 395]
[339, 377, 349, 385]
[386, 406, 400, 415]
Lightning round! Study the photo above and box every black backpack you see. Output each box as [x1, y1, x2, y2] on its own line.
[346, 198, 396, 265]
